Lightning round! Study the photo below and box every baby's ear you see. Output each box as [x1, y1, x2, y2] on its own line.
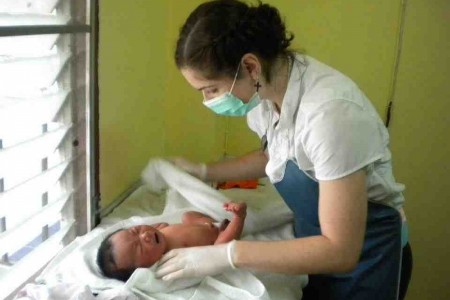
[151, 222, 169, 230]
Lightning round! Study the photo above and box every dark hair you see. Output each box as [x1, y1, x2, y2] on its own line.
[175, 0, 294, 82]
[97, 229, 134, 282]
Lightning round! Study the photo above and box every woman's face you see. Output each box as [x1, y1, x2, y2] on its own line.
[181, 66, 256, 103]
[110, 225, 167, 270]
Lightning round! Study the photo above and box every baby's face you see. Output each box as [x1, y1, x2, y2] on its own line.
[110, 225, 166, 271]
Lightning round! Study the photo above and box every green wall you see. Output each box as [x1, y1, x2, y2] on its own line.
[99, 1, 450, 299]
[99, 0, 168, 206]
[389, 0, 450, 299]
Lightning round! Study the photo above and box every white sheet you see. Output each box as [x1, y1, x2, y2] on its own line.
[17, 159, 306, 299]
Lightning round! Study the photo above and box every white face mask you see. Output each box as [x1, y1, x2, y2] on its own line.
[202, 63, 261, 116]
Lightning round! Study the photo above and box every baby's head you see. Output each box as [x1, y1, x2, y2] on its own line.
[97, 225, 167, 281]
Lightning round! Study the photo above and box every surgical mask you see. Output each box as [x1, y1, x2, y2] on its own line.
[203, 64, 261, 116]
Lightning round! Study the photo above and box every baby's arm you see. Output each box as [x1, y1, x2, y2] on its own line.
[214, 202, 247, 244]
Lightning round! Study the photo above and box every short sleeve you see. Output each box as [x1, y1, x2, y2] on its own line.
[302, 99, 385, 181]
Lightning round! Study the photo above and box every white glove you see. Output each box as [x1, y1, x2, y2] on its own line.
[170, 157, 208, 181]
[155, 241, 237, 281]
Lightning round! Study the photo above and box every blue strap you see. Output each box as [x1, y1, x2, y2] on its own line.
[401, 221, 409, 247]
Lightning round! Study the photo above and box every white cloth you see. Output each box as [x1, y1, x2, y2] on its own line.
[30, 159, 305, 300]
[247, 54, 405, 209]
[14, 283, 137, 300]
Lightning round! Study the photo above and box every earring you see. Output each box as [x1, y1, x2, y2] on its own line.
[254, 80, 262, 92]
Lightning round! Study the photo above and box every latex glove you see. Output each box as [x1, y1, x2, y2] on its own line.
[170, 157, 208, 181]
[155, 241, 237, 281]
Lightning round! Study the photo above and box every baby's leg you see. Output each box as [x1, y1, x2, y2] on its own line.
[182, 211, 216, 225]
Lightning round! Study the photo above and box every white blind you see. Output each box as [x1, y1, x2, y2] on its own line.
[0, 0, 68, 26]
[0, 0, 60, 14]
[0, 0, 91, 297]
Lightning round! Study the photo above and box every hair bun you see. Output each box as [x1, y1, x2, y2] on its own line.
[247, 2, 294, 52]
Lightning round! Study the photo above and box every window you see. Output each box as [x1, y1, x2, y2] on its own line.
[0, 0, 98, 297]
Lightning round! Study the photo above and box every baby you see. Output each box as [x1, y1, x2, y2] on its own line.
[97, 202, 247, 281]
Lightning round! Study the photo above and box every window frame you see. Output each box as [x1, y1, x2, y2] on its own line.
[0, 0, 99, 297]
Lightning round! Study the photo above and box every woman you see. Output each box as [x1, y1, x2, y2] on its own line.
[155, 1, 412, 299]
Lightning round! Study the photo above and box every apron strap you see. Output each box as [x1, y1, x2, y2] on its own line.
[273, 160, 403, 300]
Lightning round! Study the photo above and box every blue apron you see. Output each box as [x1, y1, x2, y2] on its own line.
[274, 160, 402, 300]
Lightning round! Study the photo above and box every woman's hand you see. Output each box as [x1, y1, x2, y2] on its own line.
[155, 241, 236, 281]
[170, 157, 207, 181]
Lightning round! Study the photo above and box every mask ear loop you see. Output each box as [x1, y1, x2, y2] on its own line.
[229, 63, 241, 94]
[231, 61, 262, 93]
[202, 62, 242, 102]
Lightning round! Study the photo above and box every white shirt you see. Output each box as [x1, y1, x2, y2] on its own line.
[247, 55, 405, 209]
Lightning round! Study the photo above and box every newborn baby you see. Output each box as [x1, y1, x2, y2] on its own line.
[97, 202, 247, 281]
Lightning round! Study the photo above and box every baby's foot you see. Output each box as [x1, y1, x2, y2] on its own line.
[223, 202, 247, 218]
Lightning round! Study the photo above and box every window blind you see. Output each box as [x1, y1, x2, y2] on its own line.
[0, 0, 95, 298]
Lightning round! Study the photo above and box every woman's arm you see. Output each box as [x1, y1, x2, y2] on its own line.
[205, 150, 268, 182]
[234, 169, 367, 274]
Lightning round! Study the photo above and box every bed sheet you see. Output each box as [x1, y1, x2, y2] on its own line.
[16, 159, 307, 300]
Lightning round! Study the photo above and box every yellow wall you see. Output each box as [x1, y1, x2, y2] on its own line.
[99, 1, 450, 298]
[389, 0, 450, 299]
[99, 0, 168, 206]
[163, 0, 226, 163]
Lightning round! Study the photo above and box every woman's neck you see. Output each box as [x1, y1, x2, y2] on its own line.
[260, 56, 291, 113]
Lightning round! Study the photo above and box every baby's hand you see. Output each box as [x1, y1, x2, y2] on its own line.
[223, 202, 247, 218]
[151, 222, 169, 230]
